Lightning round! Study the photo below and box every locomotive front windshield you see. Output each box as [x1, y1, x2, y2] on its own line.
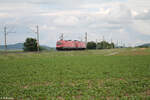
[57, 42, 62, 45]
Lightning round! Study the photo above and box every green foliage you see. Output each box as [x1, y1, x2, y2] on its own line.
[39, 46, 49, 51]
[87, 41, 96, 49]
[97, 41, 115, 49]
[87, 41, 115, 50]
[138, 45, 150, 48]
[0, 48, 150, 99]
[23, 38, 38, 51]
[110, 42, 115, 48]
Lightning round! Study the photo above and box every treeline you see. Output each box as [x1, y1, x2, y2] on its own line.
[87, 41, 115, 49]
[24, 38, 115, 52]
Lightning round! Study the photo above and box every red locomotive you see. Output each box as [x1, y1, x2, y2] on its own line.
[56, 40, 86, 50]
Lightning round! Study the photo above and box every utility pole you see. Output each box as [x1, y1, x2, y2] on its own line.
[103, 36, 105, 41]
[85, 32, 87, 47]
[36, 25, 40, 52]
[96, 39, 98, 49]
[102, 36, 105, 49]
[4, 26, 7, 51]
[3, 26, 16, 52]
[111, 38, 113, 48]
[111, 38, 112, 43]
[117, 40, 118, 48]
[61, 33, 64, 40]
[120, 41, 122, 47]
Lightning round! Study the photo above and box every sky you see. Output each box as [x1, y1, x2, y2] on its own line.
[0, 0, 150, 47]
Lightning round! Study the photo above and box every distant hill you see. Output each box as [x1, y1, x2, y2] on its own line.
[0, 43, 23, 50]
[137, 43, 150, 48]
[0, 43, 53, 50]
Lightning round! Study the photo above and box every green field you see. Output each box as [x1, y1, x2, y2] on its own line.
[0, 48, 150, 100]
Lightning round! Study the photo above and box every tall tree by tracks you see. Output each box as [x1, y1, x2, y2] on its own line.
[23, 38, 38, 51]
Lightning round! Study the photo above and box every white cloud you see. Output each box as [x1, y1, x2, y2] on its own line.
[134, 10, 150, 20]
[53, 16, 79, 26]
[127, 0, 150, 11]
[41, 25, 56, 31]
[127, 0, 150, 36]
[132, 20, 150, 35]
[0, 0, 150, 47]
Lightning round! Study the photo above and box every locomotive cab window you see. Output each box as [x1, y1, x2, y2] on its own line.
[57, 42, 62, 45]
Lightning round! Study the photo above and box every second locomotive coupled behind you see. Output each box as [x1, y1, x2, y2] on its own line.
[56, 40, 86, 50]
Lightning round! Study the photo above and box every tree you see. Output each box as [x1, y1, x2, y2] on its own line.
[23, 38, 38, 51]
[97, 41, 115, 49]
[87, 41, 96, 49]
[110, 42, 115, 48]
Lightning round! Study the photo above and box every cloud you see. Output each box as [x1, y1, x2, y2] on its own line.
[0, 0, 84, 9]
[134, 10, 150, 20]
[132, 20, 150, 35]
[127, 0, 150, 11]
[0, 0, 150, 47]
[53, 16, 79, 26]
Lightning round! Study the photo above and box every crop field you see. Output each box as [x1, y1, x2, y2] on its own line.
[0, 48, 150, 100]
